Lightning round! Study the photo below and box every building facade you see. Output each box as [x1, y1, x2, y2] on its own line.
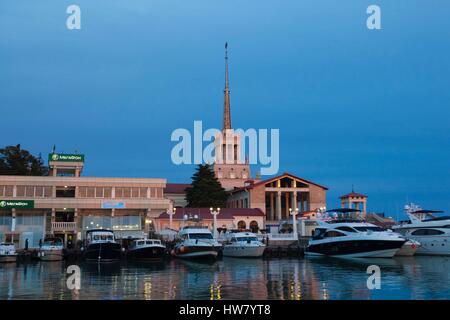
[0, 153, 171, 248]
[227, 172, 327, 224]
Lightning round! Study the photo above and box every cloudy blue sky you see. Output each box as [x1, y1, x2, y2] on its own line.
[1, 0, 449, 218]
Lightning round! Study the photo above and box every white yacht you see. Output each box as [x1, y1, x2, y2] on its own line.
[222, 231, 266, 258]
[0, 243, 17, 263]
[39, 237, 64, 261]
[172, 226, 222, 259]
[392, 203, 450, 256]
[306, 209, 406, 258]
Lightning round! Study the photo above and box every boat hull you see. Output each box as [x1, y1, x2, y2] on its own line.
[306, 239, 406, 258]
[84, 242, 122, 262]
[39, 249, 64, 261]
[172, 245, 222, 260]
[127, 246, 166, 261]
[223, 246, 266, 258]
[395, 241, 419, 256]
[0, 255, 17, 263]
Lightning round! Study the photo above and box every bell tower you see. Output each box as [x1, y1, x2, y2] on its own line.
[213, 43, 251, 190]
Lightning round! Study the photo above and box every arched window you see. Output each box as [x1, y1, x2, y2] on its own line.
[250, 221, 259, 233]
[237, 220, 246, 230]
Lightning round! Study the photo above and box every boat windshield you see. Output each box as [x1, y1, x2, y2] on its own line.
[93, 235, 114, 241]
[354, 226, 384, 232]
[43, 239, 62, 245]
[189, 233, 213, 240]
[235, 237, 258, 242]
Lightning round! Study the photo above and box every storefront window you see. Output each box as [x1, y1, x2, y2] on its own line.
[112, 216, 141, 230]
[82, 216, 112, 231]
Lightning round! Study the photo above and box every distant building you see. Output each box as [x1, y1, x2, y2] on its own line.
[164, 183, 190, 208]
[156, 207, 265, 233]
[340, 191, 368, 217]
[227, 172, 327, 224]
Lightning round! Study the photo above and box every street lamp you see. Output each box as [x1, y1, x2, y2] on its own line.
[289, 208, 299, 240]
[167, 207, 176, 230]
[210, 207, 220, 239]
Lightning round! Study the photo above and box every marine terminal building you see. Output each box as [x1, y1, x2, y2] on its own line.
[0, 154, 172, 248]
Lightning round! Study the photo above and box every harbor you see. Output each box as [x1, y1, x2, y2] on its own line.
[2, 256, 450, 300]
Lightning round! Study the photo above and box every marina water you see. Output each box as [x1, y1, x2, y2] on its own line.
[1, 256, 450, 300]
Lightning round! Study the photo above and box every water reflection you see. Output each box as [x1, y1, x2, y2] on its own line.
[1, 256, 450, 300]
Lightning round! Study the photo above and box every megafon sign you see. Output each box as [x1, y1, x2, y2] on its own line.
[48, 153, 84, 162]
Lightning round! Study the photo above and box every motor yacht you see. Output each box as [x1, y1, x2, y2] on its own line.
[171, 226, 222, 259]
[222, 231, 266, 258]
[83, 229, 122, 262]
[392, 203, 450, 256]
[126, 238, 166, 261]
[0, 243, 17, 263]
[306, 209, 406, 258]
[39, 237, 64, 261]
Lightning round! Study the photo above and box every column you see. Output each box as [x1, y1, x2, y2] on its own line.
[269, 192, 274, 221]
[285, 192, 289, 219]
[276, 191, 282, 221]
[292, 192, 298, 211]
[11, 208, 16, 232]
[363, 201, 367, 218]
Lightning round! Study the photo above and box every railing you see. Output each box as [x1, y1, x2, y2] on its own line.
[51, 222, 77, 232]
[268, 233, 297, 241]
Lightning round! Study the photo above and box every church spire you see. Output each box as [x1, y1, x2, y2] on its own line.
[223, 42, 231, 130]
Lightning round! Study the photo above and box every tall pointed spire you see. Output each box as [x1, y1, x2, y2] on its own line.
[223, 42, 231, 130]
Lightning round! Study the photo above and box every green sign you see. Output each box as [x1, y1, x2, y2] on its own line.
[0, 200, 34, 209]
[48, 153, 84, 162]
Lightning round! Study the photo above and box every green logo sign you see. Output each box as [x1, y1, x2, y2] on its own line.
[0, 200, 34, 209]
[48, 153, 84, 162]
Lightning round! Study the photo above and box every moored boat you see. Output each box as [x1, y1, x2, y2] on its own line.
[222, 231, 266, 258]
[305, 209, 406, 258]
[392, 203, 450, 256]
[39, 237, 64, 261]
[172, 226, 222, 260]
[0, 243, 17, 263]
[126, 238, 166, 261]
[83, 229, 122, 262]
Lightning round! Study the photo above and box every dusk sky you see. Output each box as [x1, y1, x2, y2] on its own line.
[1, 1, 449, 218]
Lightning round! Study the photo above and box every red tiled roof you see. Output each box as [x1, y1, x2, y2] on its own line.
[339, 192, 367, 199]
[158, 207, 265, 220]
[230, 172, 328, 193]
[164, 183, 191, 194]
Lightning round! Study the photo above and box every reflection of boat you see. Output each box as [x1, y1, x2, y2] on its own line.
[392, 203, 450, 256]
[395, 239, 420, 256]
[172, 226, 222, 260]
[126, 239, 166, 261]
[0, 243, 17, 263]
[39, 237, 64, 261]
[83, 229, 122, 262]
[223, 232, 265, 258]
[306, 209, 406, 258]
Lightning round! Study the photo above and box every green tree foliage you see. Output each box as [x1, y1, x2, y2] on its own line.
[185, 164, 228, 208]
[0, 144, 49, 176]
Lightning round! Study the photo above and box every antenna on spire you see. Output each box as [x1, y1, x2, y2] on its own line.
[223, 42, 231, 130]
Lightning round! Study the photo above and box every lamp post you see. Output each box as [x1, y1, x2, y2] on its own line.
[210, 207, 220, 239]
[289, 208, 299, 240]
[168, 207, 176, 230]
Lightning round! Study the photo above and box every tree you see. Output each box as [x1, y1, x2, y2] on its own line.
[0, 144, 49, 176]
[185, 164, 228, 208]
